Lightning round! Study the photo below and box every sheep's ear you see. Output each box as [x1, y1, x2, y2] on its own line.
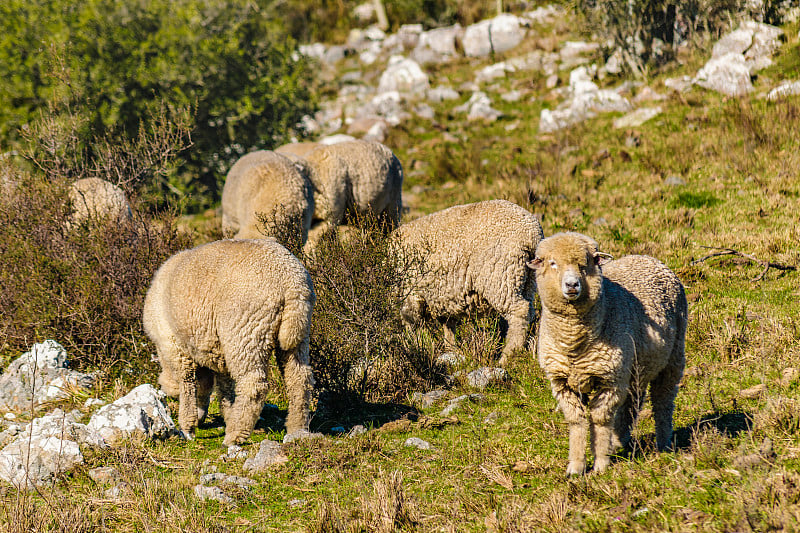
[526, 258, 543, 270]
[593, 251, 613, 266]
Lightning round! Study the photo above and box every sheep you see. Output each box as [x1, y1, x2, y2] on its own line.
[274, 141, 319, 161]
[69, 177, 132, 226]
[530, 232, 687, 475]
[301, 140, 403, 248]
[393, 199, 544, 366]
[221, 150, 313, 249]
[142, 238, 315, 445]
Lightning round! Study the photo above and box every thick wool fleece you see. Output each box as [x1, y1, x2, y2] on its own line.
[302, 140, 403, 248]
[143, 238, 315, 446]
[275, 141, 320, 161]
[221, 150, 313, 248]
[394, 199, 544, 365]
[534, 232, 687, 475]
[69, 177, 132, 225]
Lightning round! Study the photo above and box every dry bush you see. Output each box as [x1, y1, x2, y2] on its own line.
[304, 216, 444, 406]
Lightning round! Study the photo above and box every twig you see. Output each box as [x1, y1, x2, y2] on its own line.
[690, 246, 796, 281]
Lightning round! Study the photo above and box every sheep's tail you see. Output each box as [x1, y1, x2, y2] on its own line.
[278, 291, 314, 352]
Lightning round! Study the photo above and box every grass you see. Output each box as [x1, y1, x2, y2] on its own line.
[3, 8, 800, 533]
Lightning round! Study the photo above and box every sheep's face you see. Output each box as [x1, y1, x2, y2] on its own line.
[528, 232, 609, 314]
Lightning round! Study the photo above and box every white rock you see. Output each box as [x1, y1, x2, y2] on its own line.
[476, 62, 515, 83]
[524, 5, 565, 25]
[298, 43, 326, 61]
[377, 55, 430, 95]
[243, 439, 288, 473]
[466, 367, 509, 390]
[411, 24, 464, 64]
[87, 384, 177, 444]
[404, 437, 432, 450]
[767, 80, 800, 100]
[463, 14, 527, 57]
[454, 92, 503, 122]
[427, 86, 460, 102]
[694, 53, 754, 97]
[194, 484, 234, 504]
[613, 106, 662, 128]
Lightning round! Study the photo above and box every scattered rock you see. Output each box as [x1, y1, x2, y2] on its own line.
[524, 4, 565, 25]
[428, 86, 460, 102]
[288, 498, 306, 508]
[283, 430, 324, 444]
[476, 62, 514, 83]
[348, 424, 368, 438]
[694, 53, 754, 97]
[411, 24, 464, 64]
[411, 389, 448, 408]
[467, 367, 509, 390]
[440, 394, 485, 416]
[105, 482, 129, 499]
[613, 106, 662, 129]
[87, 384, 177, 444]
[404, 437, 432, 450]
[194, 484, 234, 504]
[89, 466, 119, 485]
[220, 444, 248, 461]
[463, 14, 527, 57]
[454, 92, 503, 122]
[377, 55, 430, 95]
[0, 340, 97, 413]
[739, 383, 768, 399]
[664, 75, 692, 92]
[200, 472, 256, 490]
[243, 440, 288, 473]
[767, 80, 800, 101]
[483, 411, 500, 425]
[436, 352, 466, 367]
[501, 90, 523, 102]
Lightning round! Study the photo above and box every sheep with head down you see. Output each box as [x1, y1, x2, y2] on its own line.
[530, 232, 686, 475]
[143, 238, 315, 445]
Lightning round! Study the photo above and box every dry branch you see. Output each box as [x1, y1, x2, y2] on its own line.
[691, 246, 796, 281]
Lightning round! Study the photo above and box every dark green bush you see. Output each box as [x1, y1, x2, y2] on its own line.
[0, 0, 316, 210]
[304, 219, 443, 405]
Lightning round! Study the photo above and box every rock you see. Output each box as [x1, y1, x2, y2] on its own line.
[524, 5, 565, 25]
[0, 340, 97, 413]
[194, 484, 234, 504]
[507, 51, 546, 72]
[463, 14, 527, 57]
[560, 41, 600, 63]
[767, 80, 800, 101]
[348, 424, 368, 437]
[220, 444, 248, 461]
[467, 367, 509, 390]
[319, 134, 357, 145]
[483, 411, 500, 425]
[613, 106, 662, 128]
[288, 498, 306, 508]
[347, 116, 387, 136]
[546, 74, 559, 89]
[411, 389, 448, 408]
[436, 352, 466, 367]
[427, 86, 460, 102]
[694, 53, 754, 96]
[739, 383, 768, 399]
[413, 103, 435, 120]
[411, 24, 464, 64]
[200, 472, 256, 489]
[105, 482, 129, 499]
[440, 394, 485, 417]
[0, 409, 106, 489]
[396, 24, 423, 50]
[87, 384, 177, 444]
[243, 440, 288, 473]
[377, 55, 430, 95]
[89, 466, 119, 485]
[283, 429, 323, 444]
[633, 86, 666, 103]
[501, 90, 522, 102]
[322, 44, 352, 66]
[298, 43, 326, 61]
[454, 92, 503, 122]
[352, 2, 375, 22]
[83, 398, 105, 409]
[404, 437, 432, 450]
[476, 62, 514, 83]
[364, 26, 386, 42]
[664, 75, 692, 92]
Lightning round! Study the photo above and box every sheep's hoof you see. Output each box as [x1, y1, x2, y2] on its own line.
[566, 461, 586, 476]
[178, 429, 194, 441]
[592, 457, 611, 472]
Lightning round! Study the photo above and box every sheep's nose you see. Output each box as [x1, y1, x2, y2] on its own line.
[562, 274, 582, 300]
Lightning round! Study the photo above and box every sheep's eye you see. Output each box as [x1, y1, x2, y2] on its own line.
[549, 259, 557, 269]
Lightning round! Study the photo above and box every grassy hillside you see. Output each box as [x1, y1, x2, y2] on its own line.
[2, 7, 800, 533]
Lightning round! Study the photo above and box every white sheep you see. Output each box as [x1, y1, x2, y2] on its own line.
[69, 177, 132, 226]
[393, 199, 544, 366]
[274, 141, 320, 161]
[301, 140, 403, 248]
[142, 238, 315, 445]
[221, 150, 313, 249]
[530, 232, 687, 475]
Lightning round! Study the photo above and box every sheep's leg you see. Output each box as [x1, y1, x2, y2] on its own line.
[277, 340, 313, 434]
[552, 380, 588, 475]
[440, 317, 459, 350]
[499, 302, 533, 366]
[588, 387, 626, 472]
[649, 371, 680, 451]
[216, 373, 236, 424]
[612, 394, 637, 451]
[196, 367, 215, 424]
[178, 361, 199, 439]
[223, 371, 268, 446]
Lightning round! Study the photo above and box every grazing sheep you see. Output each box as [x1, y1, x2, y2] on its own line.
[143, 238, 315, 445]
[301, 140, 403, 247]
[275, 141, 320, 161]
[394, 200, 544, 365]
[530, 232, 687, 475]
[69, 177, 132, 226]
[221, 150, 313, 249]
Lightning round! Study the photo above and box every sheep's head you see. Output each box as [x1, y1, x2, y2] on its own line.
[527, 232, 611, 315]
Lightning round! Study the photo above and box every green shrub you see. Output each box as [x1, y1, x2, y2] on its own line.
[0, 0, 316, 211]
[304, 218, 443, 405]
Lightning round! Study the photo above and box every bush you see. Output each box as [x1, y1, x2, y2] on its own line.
[0, 0, 317, 210]
[0, 109, 193, 377]
[304, 218, 443, 405]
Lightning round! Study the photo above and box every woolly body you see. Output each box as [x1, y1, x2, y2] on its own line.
[533, 232, 687, 474]
[221, 150, 313, 248]
[143, 238, 315, 445]
[69, 177, 132, 225]
[275, 141, 320, 161]
[302, 140, 403, 247]
[395, 200, 543, 365]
